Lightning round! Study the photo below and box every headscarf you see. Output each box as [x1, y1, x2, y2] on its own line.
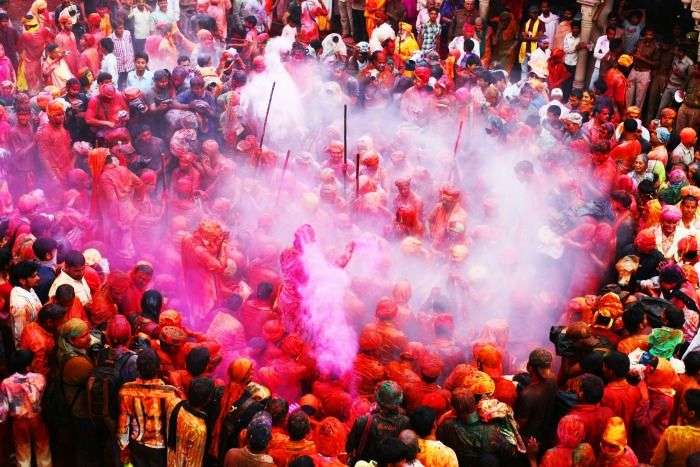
[557, 415, 585, 448]
[58, 318, 88, 363]
[460, 370, 495, 397]
[314, 416, 347, 457]
[617, 54, 633, 67]
[46, 100, 65, 117]
[680, 127, 697, 146]
[211, 358, 253, 456]
[601, 416, 627, 452]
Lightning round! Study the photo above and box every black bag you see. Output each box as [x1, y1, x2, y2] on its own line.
[87, 350, 134, 421]
[42, 362, 82, 428]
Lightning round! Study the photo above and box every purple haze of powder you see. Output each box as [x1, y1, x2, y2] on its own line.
[298, 232, 358, 375]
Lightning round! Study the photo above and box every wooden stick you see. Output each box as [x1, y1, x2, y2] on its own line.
[355, 152, 360, 198]
[256, 81, 276, 169]
[275, 149, 292, 205]
[451, 119, 464, 184]
[343, 104, 348, 196]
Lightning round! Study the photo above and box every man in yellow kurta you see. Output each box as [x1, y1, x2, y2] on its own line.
[397, 22, 419, 62]
[166, 376, 214, 467]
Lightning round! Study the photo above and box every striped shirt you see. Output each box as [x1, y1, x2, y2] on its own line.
[110, 30, 135, 73]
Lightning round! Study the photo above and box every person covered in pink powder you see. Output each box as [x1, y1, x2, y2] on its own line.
[0, 44, 16, 83]
[298, 0, 328, 45]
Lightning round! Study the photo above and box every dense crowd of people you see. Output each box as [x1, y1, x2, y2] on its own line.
[0, 0, 700, 466]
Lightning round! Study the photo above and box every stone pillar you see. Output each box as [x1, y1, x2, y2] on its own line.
[573, 0, 599, 89]
[479, 0, 489, 21]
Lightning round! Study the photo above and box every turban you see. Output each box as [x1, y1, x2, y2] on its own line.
[563, 112, 583, 126]
[99, 84, 116, 99]
[159, 325, 187, 345]
[47, 101, 65, 117]
[261, 319, 285, 342]
[106, 315, 131, 344]
[602, 416, 627, 451]
[617, 54, 633, 67]
[399, 22, 412, 32]
[681, 185, 700, 199]
[315, 417, 347, 458]
[375, 297, 398, 320]
[375, 380, 403, 408]
[228, 357, 253, 383]
[419, 353, 444, 379]
[634, 228, 658, 254]
[361, 150, 380, 167]
[669, 169, 687, 185]
[557, 415, 586, 449]
[596, 292, 622, 320]
[680, 127, 697, 146]
[656, 126, 671, 144]
[359, 329, 382, 352]
[159, 309, 182, 328]
[60, 318, 88, 339]
[299, 393, 321, 413]
[461, 370, 495, 396]
[661, 205, 682, 222]
[474, 344, 502, 378]
[414, 66, 431, 82]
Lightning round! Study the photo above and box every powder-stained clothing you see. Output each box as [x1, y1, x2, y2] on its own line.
[650, 425, 700, 467]
[417, 437, 459, 467]
[9, 286, 42, 346]
[166, 398, 208, 467]
[118, 378, 179, 449]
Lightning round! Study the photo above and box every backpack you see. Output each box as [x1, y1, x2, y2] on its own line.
[42, 361, 83, 428]
[87, 350, 134, 422]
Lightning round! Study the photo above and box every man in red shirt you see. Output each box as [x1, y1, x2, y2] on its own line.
[601, 351, 641, 430]
[609, 119, 643, 172]
[605, 54, 632, 116]
[568, 373, 614, 452]
[84, 83, 128, 137]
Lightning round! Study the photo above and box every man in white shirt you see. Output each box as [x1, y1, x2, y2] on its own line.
[9, 261, 42, 346]
[150, 0, 175, 31]
[48, 250, 92, 306]
[538, 0, 559, 42]
[126, 52, 154, 93]
[448, 22, 480, 63]
[129, 0, 152, 53]
[590, 26, 615, 90]
[99, 37, 119, 81]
